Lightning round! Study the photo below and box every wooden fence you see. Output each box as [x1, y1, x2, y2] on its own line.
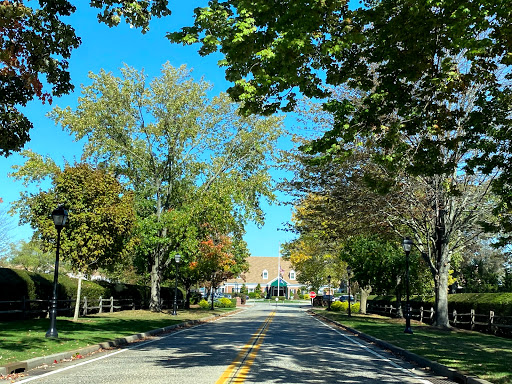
[367, 302, 512, 337]
[0, 296, 145, 320]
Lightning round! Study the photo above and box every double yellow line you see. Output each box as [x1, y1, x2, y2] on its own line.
[215, 311, 275, 384]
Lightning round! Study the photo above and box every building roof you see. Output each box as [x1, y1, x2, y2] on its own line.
[225, 256, 299, 286]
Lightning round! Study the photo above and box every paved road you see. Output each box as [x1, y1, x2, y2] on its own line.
[14, 302, 456, 383]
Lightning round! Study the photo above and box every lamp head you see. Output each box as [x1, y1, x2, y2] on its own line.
[402, 237, 413, 252]
[175, 254, 181, 263]
[52, 205, 68, 230]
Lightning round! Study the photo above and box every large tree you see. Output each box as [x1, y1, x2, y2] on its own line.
[0, 0, 171, 156]
[171, 0, 512, 328]
[50, 63, 283, 311]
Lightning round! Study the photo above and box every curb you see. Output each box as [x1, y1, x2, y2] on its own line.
[312, 311, 492, 384]
[1, 309, 242, 377]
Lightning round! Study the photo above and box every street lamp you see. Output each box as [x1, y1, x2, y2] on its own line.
[402, 237, 414, 334]
[327, 275, 331, 310]
[172, 254, 181, 316]
[46, 205, 68, 338]
[347, 266, 352, 317]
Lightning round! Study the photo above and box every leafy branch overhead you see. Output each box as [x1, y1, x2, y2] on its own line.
[0, 0, 171, 156]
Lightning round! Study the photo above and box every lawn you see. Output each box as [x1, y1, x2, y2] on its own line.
[0, 308, 235, 366]
[318, 310, 512, 384]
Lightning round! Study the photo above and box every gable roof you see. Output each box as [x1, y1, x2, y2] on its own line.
[225, 256, 296, 285]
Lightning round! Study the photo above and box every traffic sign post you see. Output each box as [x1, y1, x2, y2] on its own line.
[309, 291, 316, 306]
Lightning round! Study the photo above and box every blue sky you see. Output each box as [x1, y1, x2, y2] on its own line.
[0, 1, 297, 257]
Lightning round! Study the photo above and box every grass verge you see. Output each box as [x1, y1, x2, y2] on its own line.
[0, 308, 235, 366]
[317, 310, 512, 384]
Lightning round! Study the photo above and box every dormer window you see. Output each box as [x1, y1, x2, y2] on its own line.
[290, 270, 296, 280]
[262, 269, 268, 279]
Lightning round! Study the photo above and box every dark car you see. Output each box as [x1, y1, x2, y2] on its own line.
[338, 295, 355, 302]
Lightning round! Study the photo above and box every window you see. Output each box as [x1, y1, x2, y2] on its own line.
[290, 270, 296, 280]
[262, 269, 268, 279]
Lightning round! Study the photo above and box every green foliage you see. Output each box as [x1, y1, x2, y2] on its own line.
[7, 239, 59, 273]
[248, 292, 261, 299]
[270, 296, 285, 301]
[11, 162, 137, 275]
[303, 294, 310, 300]
[199, 299, 210, 309]
[214, 297, 235, 308]
[48, 62, 283, 310]
[370, 293, 512, 317]
[331, 300, 360, 314]
[0, 1, 170, 156]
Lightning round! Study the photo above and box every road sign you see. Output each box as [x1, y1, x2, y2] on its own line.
[309, 291, 316, 299]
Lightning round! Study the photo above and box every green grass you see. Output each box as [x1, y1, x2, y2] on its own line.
[0, 308, 235, 366]
[318, 310, 512, 384]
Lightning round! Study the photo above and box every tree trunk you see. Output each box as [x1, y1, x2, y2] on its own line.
[359, 285, 372, 315]
[434, 256, 451, 328]
[73, 272, 83, 321]
[149, 250, 162, 312]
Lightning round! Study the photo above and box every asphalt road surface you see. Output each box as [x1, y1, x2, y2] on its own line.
[13, 302, 457, 384]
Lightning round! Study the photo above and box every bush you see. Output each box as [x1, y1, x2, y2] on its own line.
[215, 297, 235, 308]
[369, 293, 512, 317]
[303, 294, 311, 300]
[331, 300, 360, 313]
[199, 299, 210, 309]
[270, 296, 286, 301]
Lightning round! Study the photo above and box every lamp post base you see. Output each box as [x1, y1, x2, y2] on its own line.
[45, 328, 58, 338]
[404, 327, 413, 334]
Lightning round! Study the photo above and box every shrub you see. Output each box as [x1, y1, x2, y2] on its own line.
[271, 296, 286, 301]
[215, 297, 235, 308]
[303, 294, 311, 300]
[331, 301, 345, 312]
[199, 299, 210, 309]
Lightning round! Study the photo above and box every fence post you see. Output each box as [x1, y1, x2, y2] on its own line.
[83, 297, 88, 317]
[489, 311, 495, 334]
[110, 296, 114, 313]
[419, 306, 424, 323]
[99, 296, 103, 314]
[22, 296, 26, 320]
[453, 309, 457, 326]
[471, 309, 475, 330]
[430, 307, 434, 322]
[132, 297, 135, 310]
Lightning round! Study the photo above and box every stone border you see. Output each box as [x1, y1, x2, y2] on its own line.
[311, 311, 493, 384]
[1, 309, 243, 377]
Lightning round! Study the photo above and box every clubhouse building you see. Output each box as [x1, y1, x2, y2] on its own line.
[218, 256, 303, 299]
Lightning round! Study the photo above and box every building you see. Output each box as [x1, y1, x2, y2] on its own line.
[219, 256, 303, 299]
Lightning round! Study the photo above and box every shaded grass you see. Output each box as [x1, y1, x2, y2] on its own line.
[318, 310, 512, 384]
[0, 308, 235, 365]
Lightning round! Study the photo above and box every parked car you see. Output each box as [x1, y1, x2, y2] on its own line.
[338, 295, 355, 302]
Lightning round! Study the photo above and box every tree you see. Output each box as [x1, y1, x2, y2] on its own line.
[171, 0, 512, 328]
[0, 197, 14, 259]
[50, 63, 283, 311]
[0, 0, 171, 156]
[11, 161, 137, 320]
[7, 239, 58, 273]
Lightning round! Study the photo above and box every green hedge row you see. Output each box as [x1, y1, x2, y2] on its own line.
[369, 293, 512, 316]
[0, 268, 182, 318]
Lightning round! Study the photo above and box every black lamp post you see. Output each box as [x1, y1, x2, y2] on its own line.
[327, 275, 331, 311]
[347, 266, 352, 317]
[172, 254, 181, 316]
[402, 237, 413, 334]
[46, 205, 68, 338]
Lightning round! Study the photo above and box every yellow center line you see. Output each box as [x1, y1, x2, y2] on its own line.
[216, 311, 275, 384]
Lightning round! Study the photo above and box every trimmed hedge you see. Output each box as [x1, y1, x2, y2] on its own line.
[0, 267, 184, 319]
[369, 293, 512, 317]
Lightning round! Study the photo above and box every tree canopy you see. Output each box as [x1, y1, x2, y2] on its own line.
[49, 63, 283, 311]
[0, 0, 171, 156]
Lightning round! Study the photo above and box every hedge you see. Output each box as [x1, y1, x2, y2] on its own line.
[369, 293, 512, 317]
[0, 267, 183, 319]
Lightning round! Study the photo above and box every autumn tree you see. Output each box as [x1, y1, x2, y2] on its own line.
[0, 197, 14, 259]
[50, 63, 282, 311]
